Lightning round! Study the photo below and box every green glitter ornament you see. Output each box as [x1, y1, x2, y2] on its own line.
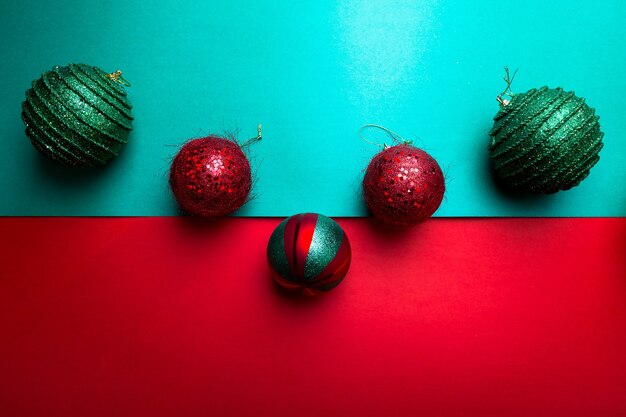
[21, 64, 133, 167]
[488, 68, 603, 193]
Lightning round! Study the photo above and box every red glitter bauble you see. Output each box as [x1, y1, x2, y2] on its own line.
[169, 136, 252, 217]
[363, 144, 445, 227]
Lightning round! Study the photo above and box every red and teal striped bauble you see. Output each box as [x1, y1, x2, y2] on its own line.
[267, 213, 351, 296]
[489, 86, 603, 193]
[21, 63, 133, 167]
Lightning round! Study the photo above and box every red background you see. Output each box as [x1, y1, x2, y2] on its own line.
[1, 218, 625, 416]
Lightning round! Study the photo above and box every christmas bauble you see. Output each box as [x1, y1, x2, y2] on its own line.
[363, 144, 445, 227]
[169, 136, 252, 217]
[489, 87, 604, 193]
[21, 63, 133, 166]
[267, 213, 351, 296]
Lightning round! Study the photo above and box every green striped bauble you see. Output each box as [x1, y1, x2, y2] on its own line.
[21, 63, 133, 167]
[488, 87, 603, 193]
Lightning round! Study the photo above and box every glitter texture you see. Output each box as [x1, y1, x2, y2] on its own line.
[363, 144, 445, 227]
[21, 63, 133, 166]
[169, 136, 252, 217]
[267, 213, 351, 296]
[489, 87, 604, 193]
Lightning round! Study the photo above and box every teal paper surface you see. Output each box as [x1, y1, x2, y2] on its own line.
[1, 0, 625, 216]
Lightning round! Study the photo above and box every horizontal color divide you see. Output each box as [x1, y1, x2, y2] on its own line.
[1, 217, 625, 417]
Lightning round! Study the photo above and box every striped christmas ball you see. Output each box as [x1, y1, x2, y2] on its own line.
[489, 86, 603, 193]
[21, 63, 133, 167]
[267, 213, 351, 296]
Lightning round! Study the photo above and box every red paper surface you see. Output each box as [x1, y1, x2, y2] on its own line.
[1, 218, 625, 416]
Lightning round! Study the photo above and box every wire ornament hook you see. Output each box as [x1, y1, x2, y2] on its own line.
[241, 124, 263, 147]
[496, 66, 518, 107]
[107, 70, 131, 87]
[359, 124, 412, 149]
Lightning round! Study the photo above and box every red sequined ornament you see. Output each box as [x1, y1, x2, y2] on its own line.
[169, 136, 252, 217]
[363, 144, 445, 227]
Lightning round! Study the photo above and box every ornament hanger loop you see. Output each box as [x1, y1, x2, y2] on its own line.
[359, 124, 412, 149]
[497, 66, 518, 107]
[241, 124, 263, 147]
[107, 70, 131, 87]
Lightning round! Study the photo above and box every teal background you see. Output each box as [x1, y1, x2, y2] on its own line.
[1, 0, 625, 216]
